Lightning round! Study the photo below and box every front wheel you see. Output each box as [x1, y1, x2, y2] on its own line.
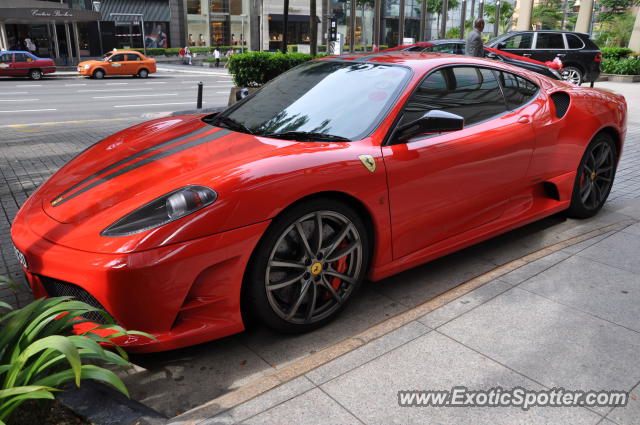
[138, 69, 149, 78]
[567, 132, 617, 218]
[29, 69, 42, 80]
[93, 69, 105, 79]
[244, 199, 370, 333]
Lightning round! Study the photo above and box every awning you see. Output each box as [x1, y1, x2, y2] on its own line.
[0, 7, 101, 23]
[268, 14, 321, 23]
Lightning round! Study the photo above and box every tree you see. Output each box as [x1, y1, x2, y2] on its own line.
[596, 12, 636, 46]
[484, 0, 514, 34]
[532, 0, 563, 29]
[598, 0, 640, 20]
[426, 0, 460, 35]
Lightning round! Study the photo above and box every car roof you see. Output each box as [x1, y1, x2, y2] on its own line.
[322, 51, 543, 75]
[499, 30, 590, 36]
[0, 51, 35, 55]
[107, 50, 144, 55]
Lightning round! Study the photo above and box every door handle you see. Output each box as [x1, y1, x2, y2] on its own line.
[522, 53, 532, 57]
[517, 116, 530, 124]
[557, 53, 566, 57]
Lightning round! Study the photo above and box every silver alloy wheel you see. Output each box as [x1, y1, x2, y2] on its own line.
[264, 211, 363, 325]
[579, 140, 615, 210]
[139, 69, 149, 78]
[94, 69, 104, 79]
[562, 67, 582, 85]
[29, 69, 42, 80]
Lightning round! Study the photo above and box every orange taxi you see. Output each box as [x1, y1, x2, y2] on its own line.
[78, 50, 156, 79]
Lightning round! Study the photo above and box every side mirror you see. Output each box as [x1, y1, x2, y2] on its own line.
[496, 42, 506, 50]
[236, 88, 249, 101]
[397, 110, 464, 141]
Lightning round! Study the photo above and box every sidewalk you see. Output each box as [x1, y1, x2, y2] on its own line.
[173, 199, 640, 425]
[156, 64, 230, 75]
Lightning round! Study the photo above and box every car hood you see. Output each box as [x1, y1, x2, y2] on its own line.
[40, 115, 282, 225]
[78, 59, 105, 67]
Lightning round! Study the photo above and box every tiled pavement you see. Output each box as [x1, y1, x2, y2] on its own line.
[2, 82, 639, 309]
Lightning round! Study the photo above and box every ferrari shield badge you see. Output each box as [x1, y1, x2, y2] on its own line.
[359, 155, 376, 173]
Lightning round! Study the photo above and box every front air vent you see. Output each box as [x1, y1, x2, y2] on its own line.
[550, 92, 571, 119]
[40, 276, 113, 324]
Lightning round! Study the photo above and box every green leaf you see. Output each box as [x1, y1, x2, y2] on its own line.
[34, 365, 129, 398]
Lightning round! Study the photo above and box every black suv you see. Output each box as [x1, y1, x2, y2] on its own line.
[486, 31, 601, 85]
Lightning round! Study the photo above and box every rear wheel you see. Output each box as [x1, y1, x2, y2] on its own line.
[93, 69, 105, 79]
[567, 132, 617, 218]
[562, 66, 583, 85]
[29, 69, 42, 80]
[138, 69, 149, 78]
[244, 199, 370, 333]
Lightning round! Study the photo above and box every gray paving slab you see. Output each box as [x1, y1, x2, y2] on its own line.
[606, 380, 640, 425]
[499, 251, 572, 285]
[439, 288, 640, 392]
[561, 230, 617, 254]
[196, 376, 316, 425]
[239, 285, 405, 368]
[519, 255, 640, 332]
[418, 279, 513, 329]
[320, 331, 600, 425]
[577, 231, 640, 274]
[305, 321, 430, 386]
[621, 222, 640, 236]
[374, 249, 497, 308]
[239, 388, 362, 425]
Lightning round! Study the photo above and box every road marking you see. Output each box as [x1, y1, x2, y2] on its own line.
[106, 82, 129, 85]
[0, 92, 28, 95]
[15, 84, 41, 87]
[113, 101, 205, 108]
[78, 88, 154, 92]
[0, 117, 132, 128]
[0, 99, 39, 102]
[93, 93, 178, 99]
[65, 83, 87, 86]
[0, 108, 56, 113]
[216, 91, 230, 94]
[144, 82, 166, 84]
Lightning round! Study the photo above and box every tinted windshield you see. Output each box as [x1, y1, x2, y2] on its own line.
[214, 61, 411, 141]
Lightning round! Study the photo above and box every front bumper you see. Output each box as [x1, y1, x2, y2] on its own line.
[11, 217, 270, 352]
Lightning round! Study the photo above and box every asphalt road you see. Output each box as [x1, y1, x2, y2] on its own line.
[0, 71, 233, 126]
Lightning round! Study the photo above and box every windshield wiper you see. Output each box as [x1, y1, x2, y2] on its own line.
[261, 131, 350, 143]
[214, 116, 254, 134]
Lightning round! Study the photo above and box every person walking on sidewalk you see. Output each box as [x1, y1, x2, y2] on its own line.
[465, 19, 485, 58]
[214, 48, 221, 68]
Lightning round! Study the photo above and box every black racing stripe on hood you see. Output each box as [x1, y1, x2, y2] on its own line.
[55, 126, 212, 200]
[51, 128, 232, 207]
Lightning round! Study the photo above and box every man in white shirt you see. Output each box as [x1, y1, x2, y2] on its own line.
[214, 48, 221, 68]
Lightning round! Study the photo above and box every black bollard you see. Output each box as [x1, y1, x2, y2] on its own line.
[197, 81, 203, 109]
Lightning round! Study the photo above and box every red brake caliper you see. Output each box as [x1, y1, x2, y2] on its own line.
[326, 241, 348, 297]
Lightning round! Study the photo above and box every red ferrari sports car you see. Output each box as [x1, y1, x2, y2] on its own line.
[11, 52, 626, 352]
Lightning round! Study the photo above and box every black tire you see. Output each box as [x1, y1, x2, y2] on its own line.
[93, 69, 105, 79]
[138, 69, 149, 78]
[567, 132, 617, 218]
[244, 198, 371, 334]
[29, 69, 42, 80]
[562, 66, 583, 85]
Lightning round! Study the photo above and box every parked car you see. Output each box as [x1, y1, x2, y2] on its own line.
[12, 53, 625, 352]
[0, 51, 56, 80]
[78, 50, 156, 79]
[486, 31, 601, 85]
[383, 40, 563, 80]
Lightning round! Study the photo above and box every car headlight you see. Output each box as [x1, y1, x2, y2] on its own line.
[101, 185, 217, 237]
[550, 68, 561, 79]
[83, 64, 90, 69]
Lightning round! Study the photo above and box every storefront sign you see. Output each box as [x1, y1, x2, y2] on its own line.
[30, 9, 74, 18]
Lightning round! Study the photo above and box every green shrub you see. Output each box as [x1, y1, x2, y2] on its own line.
[228, 51, 317, 87]
[601, 56, 640, 75]
[0, 276, 153, 424]
[601, 47, 633, 60]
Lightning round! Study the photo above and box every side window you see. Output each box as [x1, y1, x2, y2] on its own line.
[14, 53, 27, 63]
[499, 72, 539, 110]
[126, 54, 142, 61]
[566, 34, 584, 49]
[503, 33, 533, 49]
[536, 33, 565, 49]
[431, 44, 457, 54]
[110, 54, 126, 62]
[0, 53, 12, 62]
[406, 46, 425, 52]
[399, 66, 507, 133]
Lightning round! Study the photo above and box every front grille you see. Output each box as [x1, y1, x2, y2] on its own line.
[550, 92, 571, 119]
[40, 276, 111, 324]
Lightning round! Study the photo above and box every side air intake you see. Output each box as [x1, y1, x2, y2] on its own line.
[550, 92, 570, 119]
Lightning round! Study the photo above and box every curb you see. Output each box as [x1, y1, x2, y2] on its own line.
[59, 381, 167, 425]
[156, 67, 231, 76]
[169, 218, 637, 424]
